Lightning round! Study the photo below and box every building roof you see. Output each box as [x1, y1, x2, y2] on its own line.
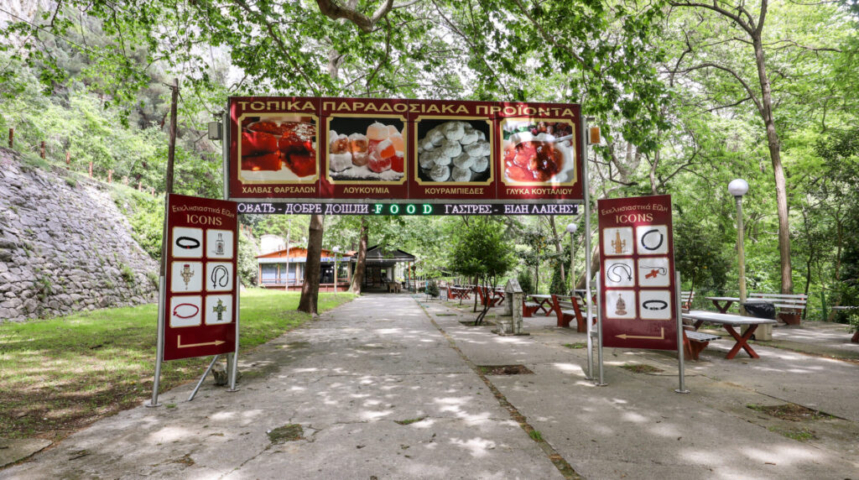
[358, 245, 416, 263]
[256, 247, 351, 264]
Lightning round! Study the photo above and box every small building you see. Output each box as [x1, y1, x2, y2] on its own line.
[256, 245, 417, 293]
[257, 247, 351, 292]
[354, 246, 417, 291]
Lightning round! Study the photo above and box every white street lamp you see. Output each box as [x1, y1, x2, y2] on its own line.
[333, 246, 341, 295]
[728, 179, 749, 305]
[566, 223, 578, 294]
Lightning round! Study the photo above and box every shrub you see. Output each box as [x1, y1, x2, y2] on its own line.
[427, 280, 440, 298]
[517, 270, 534, 295]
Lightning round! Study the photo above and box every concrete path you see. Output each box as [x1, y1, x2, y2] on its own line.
[3, 294, 858, 479]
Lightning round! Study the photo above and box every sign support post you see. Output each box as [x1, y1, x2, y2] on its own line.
[147, 276, 166, 407]
[583, 116, 596, 382]
[675, 271, 690, 394]
[228, 278, 240, 392]
[596, 276, 606, 386]
[189, 354, 221, 401]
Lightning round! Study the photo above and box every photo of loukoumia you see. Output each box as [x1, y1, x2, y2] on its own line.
[501, 120, 576, 184]
[327, 117, 406, 182]
[240, 115, 317, 182]
[416, 119, 491, 183]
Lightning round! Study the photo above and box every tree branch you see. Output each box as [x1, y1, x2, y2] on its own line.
[668, 1, 754, 35]
[675, 62, 763, 115]
[315, 0, 398, 33]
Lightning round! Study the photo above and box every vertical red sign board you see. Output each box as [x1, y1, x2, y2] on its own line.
[163, 194, 239, 361]
[598, 195, 677, 350]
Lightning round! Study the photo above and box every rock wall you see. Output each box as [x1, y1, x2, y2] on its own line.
[0, 148, 158, 322]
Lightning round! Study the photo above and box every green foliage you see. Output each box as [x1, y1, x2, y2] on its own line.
[674, 216, 730, 293]
[426, 280, 440, 298]
[549, 255, 569, 294]
[119, 263, 135, 285]
[238, 231, 258, 288]
[517, 270, 534, 295]
[112, 187, 163, 261]
[450, 218, 515, 285]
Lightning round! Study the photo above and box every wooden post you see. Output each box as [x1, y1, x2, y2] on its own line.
[108, 170, 113, 183]
[123, 176, 128, 185]
[88, 162, 93, 178]
[40, 141, 46, 159]
[150, 187, 155, 195]
[8, 128, 13, 148]
[165, 78, 179, 195]
[65, 151, 70, 167]
[138, 181, 142, 191]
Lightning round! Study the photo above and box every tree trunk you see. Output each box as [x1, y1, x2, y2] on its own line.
[547, 215, 565, 285]
[576, 244, 600, 290]
[349, 216, 368, 294]
[752, 35, 792, 294]
[298, 214, 324, 314]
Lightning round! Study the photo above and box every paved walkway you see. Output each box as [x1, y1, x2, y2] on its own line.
[3, 294, 858, 479]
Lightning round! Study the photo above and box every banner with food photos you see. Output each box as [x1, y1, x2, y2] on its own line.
[228, 97, 583, 203]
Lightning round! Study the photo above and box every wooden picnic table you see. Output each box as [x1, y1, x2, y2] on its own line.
[448, 286, 471, 300]
[683, 310, 778, 359]
[527, 294, 556, 316]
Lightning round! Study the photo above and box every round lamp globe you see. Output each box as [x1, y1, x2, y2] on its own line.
[728, 179, 749, 197]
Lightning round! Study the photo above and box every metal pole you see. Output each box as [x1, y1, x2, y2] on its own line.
[569, 232, 575, 296]
[596, 275, 606, 386]
[583, 116, 594, 381]
[675, 272, 690, 394]
[147, 276, 166, 408]
[228, 272, 240, 392]
[188, 355, 220, 402]
[736, 196, 747, 306]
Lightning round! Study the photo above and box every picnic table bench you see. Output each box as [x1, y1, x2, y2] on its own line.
[526, 294, 556, 317]
[683, 310, 778, 359]
[475, 286, 504, 307]
[682, 329, 721, 360]
[749, 293, 807, 325]
[551, 294, 596, 332]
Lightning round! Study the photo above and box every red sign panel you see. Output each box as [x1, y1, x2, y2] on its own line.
[598, 195, 677, 351]
[228, 97, 583, 203]
[163, 194, 238, 361]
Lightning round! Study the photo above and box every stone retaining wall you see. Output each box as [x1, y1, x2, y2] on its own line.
[0, 148, 158, 322]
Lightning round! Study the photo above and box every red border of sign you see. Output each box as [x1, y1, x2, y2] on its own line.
[598, 195, 678, 351]
[163, 194, 238, 361]
[227, 97, 583, 203]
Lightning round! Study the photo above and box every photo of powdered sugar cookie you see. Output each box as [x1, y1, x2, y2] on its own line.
[439, 138, 462, 158]
[451, 166, 472, 182]
[452, 152, 474, 169]
[470, 156, 489, 173]
[429, 164, 450, 182]
[415, 118, 491, 183]
[460, 129, 478, 145]
[441, 121, 465, 142]
[419, 150, 440, 169]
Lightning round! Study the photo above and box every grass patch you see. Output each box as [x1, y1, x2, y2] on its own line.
[620, 363, 664, 374]
[529, 430, 543, 441]
[563, 342, 587, 349]
[768, 426, 817, 442]
[0, 289, 354, 441]
[747, 404, 833, 422]
[394, 417, 427, 425]
[267, 424, 303, 443]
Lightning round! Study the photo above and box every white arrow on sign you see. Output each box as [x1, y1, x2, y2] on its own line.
[616, 328, 665, 340]
[178, 335, 226, 349]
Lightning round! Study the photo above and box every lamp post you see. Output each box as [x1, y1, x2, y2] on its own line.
[566, 223, 578, 294]
[333, 246, 341, 295]
[728, 179, 749, 306]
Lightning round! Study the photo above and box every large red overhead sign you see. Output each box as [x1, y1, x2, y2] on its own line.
[163, 194, 239, 361]
[598, 195, 677, 351]
[228, 97, 583, 203]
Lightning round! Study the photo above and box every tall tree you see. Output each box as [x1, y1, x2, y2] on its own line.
[298, 214, 325, 314]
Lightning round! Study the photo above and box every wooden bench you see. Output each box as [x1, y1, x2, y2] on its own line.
[551, 294, 595, 332]
[683, 329, 720, 360]
[749, 293, 807, 325]
[475, 286, 503, 307]
[523, 298, 540, 317]
[680, 291, 695, 311]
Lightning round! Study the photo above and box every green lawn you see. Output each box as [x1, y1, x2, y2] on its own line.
[0, 289, 354, 441]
